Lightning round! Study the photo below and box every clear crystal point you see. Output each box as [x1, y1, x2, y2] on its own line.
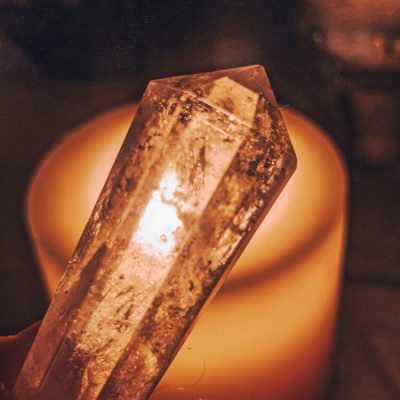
[14, 65, 296, 400]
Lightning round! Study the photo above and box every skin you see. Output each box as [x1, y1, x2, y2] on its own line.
[0, 321, 40, 399]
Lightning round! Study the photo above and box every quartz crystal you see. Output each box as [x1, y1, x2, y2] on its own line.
[14, 65, 296, 400]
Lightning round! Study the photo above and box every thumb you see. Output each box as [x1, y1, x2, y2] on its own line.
[0, 321, 41, 391]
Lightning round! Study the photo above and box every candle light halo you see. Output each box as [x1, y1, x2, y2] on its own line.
[25, 103, 347, 400]
[26, 104, 346, 292]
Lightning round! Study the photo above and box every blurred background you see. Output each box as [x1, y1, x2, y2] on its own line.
[0, 0, 399, 398]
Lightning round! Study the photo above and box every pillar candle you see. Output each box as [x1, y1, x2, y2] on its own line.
[26, 105, 347, 400]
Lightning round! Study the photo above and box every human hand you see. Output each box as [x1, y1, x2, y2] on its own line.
[0, 321, 41, 399]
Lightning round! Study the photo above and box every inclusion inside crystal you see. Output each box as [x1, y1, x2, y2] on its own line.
[13, 65, 296, 400]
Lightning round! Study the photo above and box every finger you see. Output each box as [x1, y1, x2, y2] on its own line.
[0, 321, 41, 390]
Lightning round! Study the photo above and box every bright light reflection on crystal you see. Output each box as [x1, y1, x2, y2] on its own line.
[135, 171, 182, 256]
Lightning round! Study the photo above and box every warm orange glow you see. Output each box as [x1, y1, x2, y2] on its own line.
[26, 105, 347, 400]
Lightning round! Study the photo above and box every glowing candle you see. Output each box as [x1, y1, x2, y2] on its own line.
[26, 105, 347, 400]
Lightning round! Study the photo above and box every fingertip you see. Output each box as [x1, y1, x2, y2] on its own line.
[0, 320, 41, 390]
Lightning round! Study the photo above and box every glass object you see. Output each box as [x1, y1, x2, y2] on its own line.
[14, 65, 296, 400]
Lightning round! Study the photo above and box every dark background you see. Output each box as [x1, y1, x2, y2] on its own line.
[0, 1, 399, 398]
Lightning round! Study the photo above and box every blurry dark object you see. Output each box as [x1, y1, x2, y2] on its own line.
[0, 0, 203, 79]
[298, 0, 400, 165]
[299, 0, 400, 70]
[350, 92, 400, 165]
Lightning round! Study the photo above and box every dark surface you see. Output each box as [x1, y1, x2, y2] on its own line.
[0, 1, 399, 398]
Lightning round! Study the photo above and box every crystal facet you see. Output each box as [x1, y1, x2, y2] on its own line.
[14, 65, 296, 400]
